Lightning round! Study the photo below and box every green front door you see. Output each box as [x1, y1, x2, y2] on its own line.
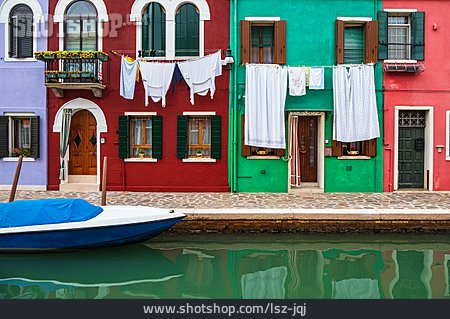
[398, 111, 426, 189]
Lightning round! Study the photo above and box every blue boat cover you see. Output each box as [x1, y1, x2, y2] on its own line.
[0, 199, 103, 228]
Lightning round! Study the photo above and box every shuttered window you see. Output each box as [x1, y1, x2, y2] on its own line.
[335, 20, 378, 64]
[9, 4, 33, 58]
[142, 3, 166, 57]
[378, 11, 425, 61]
[332, 139, 377, 157]
[178, 115, 221, 160]
[241, 20, 286, 64]
[175, 4, 199, 57]
[0, 116, 39, 159]
[118, 115, 162, 160]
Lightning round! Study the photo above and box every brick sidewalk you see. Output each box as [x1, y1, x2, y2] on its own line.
[1, 190, 449, 210]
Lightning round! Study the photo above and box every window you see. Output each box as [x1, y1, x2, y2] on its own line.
[241, 115, 285, 158]
[64, 0, 98, 51]
[335, 19, 378, 64]
[240, 20, 286, 64]
[130, 117, 153, 158]
[332, 139, 377, 157]
[9, 4, 33, 58]
[175, 3, 199, 57]
[378, 11, 425, 61]
[0, 115, 40, 159]
[142, 3, 166, 57]
[118, 115, 162, 160]
[177, 114, 221, 160]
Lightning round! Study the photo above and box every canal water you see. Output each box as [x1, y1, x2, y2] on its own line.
[0, 233, 449, 299]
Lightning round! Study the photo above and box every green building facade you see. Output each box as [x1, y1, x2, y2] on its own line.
[228, 0, 384, 193]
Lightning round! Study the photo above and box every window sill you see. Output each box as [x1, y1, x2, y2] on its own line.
[247, 156, 280, 160]
[4, 57, 37, 62]
[337, 156, 371, 160]
[182, 158, 217, 163]
[3, 157, 36, 162]
[124, 158, 158, 163]
[384, 60, 418, 64]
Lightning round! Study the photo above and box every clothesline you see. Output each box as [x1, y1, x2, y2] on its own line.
[243, 63, 374, 68]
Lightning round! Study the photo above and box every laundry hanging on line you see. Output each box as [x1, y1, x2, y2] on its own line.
[309, 67, 325, 90]
[245, 64, 288, 149]
[333, 64, 380, 142]
[288, 66, 306, 96]
[139, 62, 176, 108]
[120, 56, 139, 100]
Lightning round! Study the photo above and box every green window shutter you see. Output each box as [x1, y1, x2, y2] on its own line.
[211, 115, 221, 159]
[175, 4, 199, 56]
[142, 7, 150, 54]
[0, 116, 9, 158]
[344, 26, 365, 64]
[118, 116, 130, 159]
[411, 12, 425, 60]
[377, 11, 388, 60]
[152, 116, 163, 159]
[30, 116, 40, 159]
[177, 115, 188, 159]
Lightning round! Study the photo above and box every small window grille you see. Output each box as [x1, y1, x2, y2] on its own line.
[399, 110, 426, 127]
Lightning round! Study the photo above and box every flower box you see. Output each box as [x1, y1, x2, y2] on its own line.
[81, 72, 94, 78]
[57, 72, 69, 79]
[96, 52, 109, 62]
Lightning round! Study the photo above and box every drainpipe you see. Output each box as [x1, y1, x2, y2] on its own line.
[232, 0, 238, 192]
[228, 0, 235, 191]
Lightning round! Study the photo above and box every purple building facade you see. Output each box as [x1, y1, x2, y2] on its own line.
[0, 0, 48, 189]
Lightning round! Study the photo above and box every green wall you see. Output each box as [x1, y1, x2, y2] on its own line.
[231, 0, 383, 193]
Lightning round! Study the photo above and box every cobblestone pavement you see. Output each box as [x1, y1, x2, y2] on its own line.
[1, 190, 450, 210]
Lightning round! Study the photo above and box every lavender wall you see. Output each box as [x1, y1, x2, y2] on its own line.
[0, 0, 48, 188]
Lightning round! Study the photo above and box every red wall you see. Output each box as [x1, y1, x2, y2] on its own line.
[47, 0, 231, 192]
[383, 0, 450, 191]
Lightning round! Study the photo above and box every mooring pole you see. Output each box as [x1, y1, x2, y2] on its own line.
[101, 156, 108, 206]
[9, 155, 24, 202]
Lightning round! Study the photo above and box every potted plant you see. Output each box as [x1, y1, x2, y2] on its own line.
[96, 51, 109, 62]
[81, 71, 94, 78]
[35, 51, 56, 61]
[57, 71, 69, 79]
[138, 148, 146, 159]
[45, 70, 59, 81]
[196, 149, 203, 158]
[10, 147, 31, 158]
[68, 71, 81, 79]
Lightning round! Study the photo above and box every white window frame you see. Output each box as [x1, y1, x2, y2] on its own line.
[2, 112, 36, 161]
[125, 111, 158, 162]
[54, 0, 109, 51]
[384, 9, 418, 63]
[0, 0, 43, 62]
[446, 111, 450, 160]
[130, 0, 211, 60]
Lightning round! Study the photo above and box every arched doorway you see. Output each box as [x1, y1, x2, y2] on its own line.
[69, 110, 97, 176]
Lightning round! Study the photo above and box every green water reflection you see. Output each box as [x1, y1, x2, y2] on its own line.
[1, 234, 449, 299]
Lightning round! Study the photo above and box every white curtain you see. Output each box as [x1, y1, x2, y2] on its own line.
[289, 116, 301, 187]
[59, 109, 72, 180]
[241, 266, 288, 299]
[333, 65, 380, 142]
[245, 64, 288, 149]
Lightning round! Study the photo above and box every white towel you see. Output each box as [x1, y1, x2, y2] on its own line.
[288, 67, 306, 96]
[309, 67, 325, 90]
[139, 62, 176, 107]
[177, 51, 222, 105]
[245, 64, 288, 149]
[332, 278, 381, 299]
[333, 65, 380, 142]
[120, 56, 138, 99]
[241, 267, 288, 299]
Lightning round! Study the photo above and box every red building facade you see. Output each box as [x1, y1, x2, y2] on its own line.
[46, 0, 230, 192]
[382, 0, 450, 191]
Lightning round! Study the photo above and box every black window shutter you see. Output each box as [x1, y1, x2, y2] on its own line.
[377, 11, 388, 60]
[20, 16, 33, 58]
[9, 17, 18, 58]
[152, 116, 163, 159]
[118, 116, 130, 159]
[177, 115, 188, 159]
[30, 116, 40, 159]
[0, 116, 9, 158]
[411, 12, 425, 60]
[211, 115, 221, 159]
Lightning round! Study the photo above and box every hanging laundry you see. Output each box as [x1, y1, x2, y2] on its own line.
[120, 56, 139, 99]
[309, 67, 325, 90]
[245, 64, 288, 149]
[139, 62, 176, 107]
[288, 67, 306, 96]
[125, 56, 140, 82]
[333, 65, 380, 142]
[177, 51, 222, 105]
[305, 67, 311, 86]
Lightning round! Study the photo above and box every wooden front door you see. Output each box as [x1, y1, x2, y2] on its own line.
[298, 116, 318, 182]
[398, 127, 425, 188]
[69, 110, 97, 175]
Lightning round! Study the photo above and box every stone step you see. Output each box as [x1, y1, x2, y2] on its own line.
[299, 182, 319, 188]
[68, 175, 97, 184]
[60, 183, 99, 192]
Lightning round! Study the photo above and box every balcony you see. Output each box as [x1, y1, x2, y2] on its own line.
[35, 51, 110, 98]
